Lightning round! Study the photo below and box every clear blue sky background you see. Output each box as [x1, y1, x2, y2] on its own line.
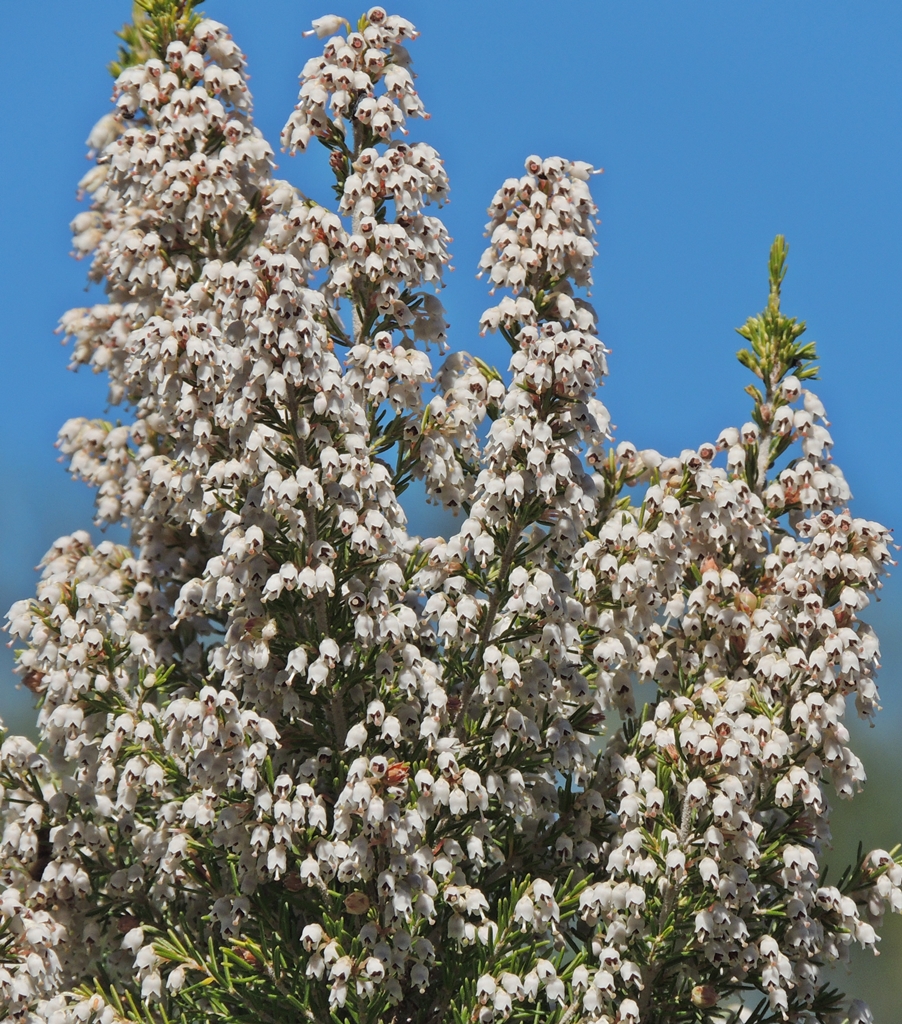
[2, 0, 902, 1007]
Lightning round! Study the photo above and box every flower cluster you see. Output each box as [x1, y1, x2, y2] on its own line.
[1, 5, 897, 1024]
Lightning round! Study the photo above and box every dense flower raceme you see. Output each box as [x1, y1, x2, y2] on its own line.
[1, 4, 898, 1024]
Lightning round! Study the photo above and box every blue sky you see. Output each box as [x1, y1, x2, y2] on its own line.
[2, 3, 901, 727]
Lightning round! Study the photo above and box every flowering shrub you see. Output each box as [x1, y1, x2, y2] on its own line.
[1, 2, 898, 1023]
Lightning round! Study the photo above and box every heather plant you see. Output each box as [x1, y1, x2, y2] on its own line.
[1, 2, 898, 1023]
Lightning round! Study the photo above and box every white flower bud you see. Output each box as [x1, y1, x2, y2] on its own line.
[303, 15, 349, 38]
